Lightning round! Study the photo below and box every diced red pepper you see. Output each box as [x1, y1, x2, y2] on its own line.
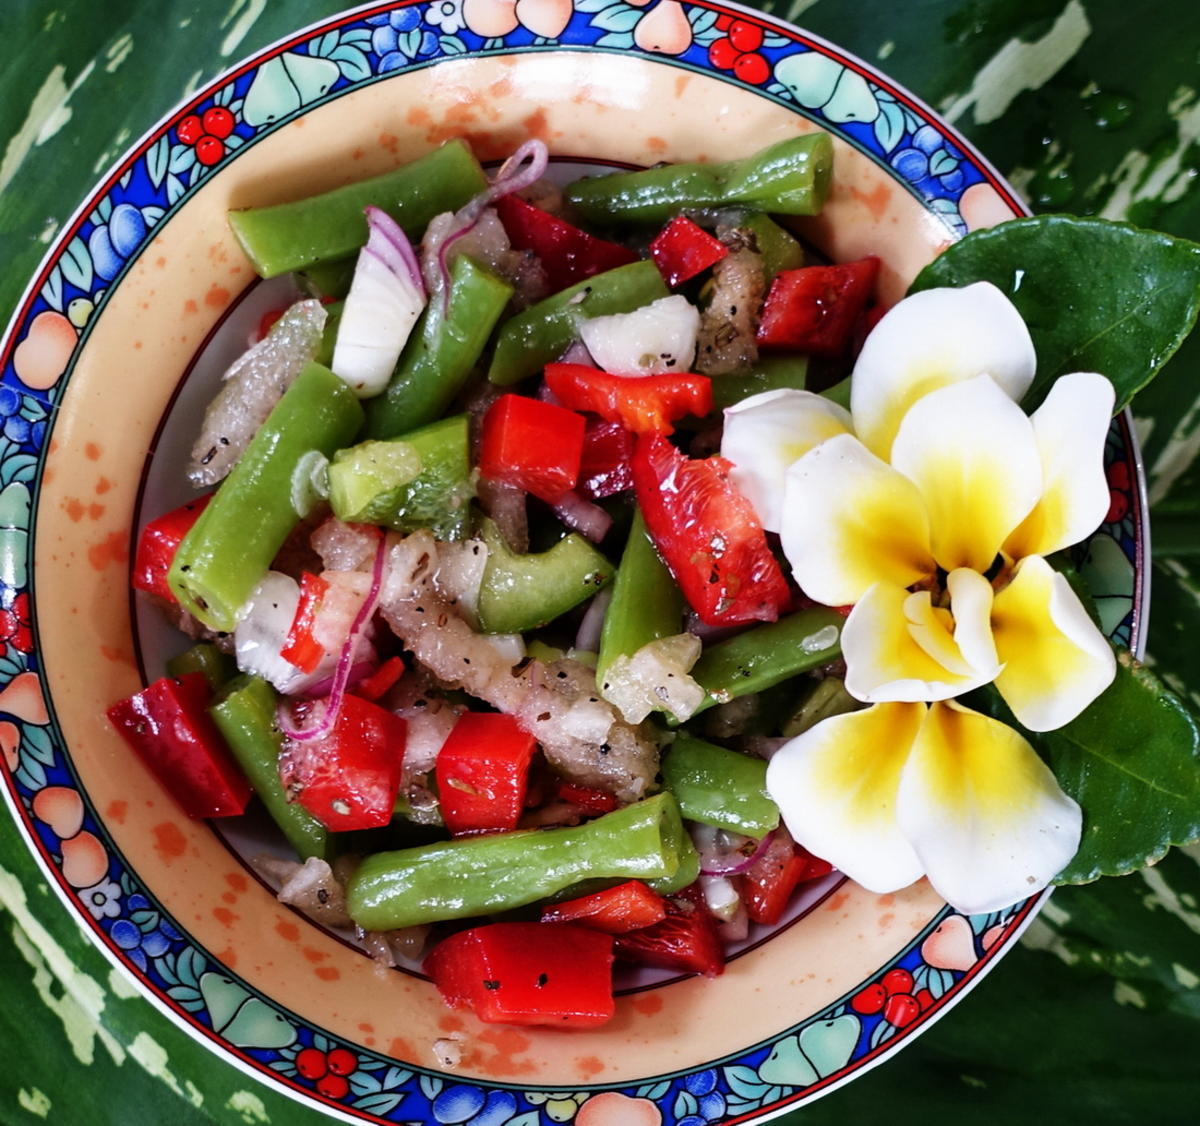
[494, 194, 637, 294]
[555, 779, 618, 815]
[479, 394, 586, 504]
[356, 655, 406, 702]
[425, 921, 615, 1027]
[579, 419, 635, 499]
[107, 672, 251, 819]
[738, 828, 835, 925]
[280, 695, 406, 831]
[132, 494, 212, 603]
[281, 571, 332, 674]
[615, 885, 725, 977]
[436, 712, 538, 836]
[757, 257, 881, 356]
[632, 432, 790, 627]
[544, 363, 713, 436]
[542, 880, 667, 934]
[649, 215, 729, 287]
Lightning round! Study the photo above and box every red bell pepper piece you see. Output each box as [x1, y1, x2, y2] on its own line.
[494, 194, 637, 294]
[280, 695, 406, 831]
[555, 779, 618, 815]
[649, 215, 729, 287]
[542, 880, 667, 934]
[425, 921, 615, 1027]
[757, 257, 880, 356]
[579, 419, 635, 499]
[107, 672, 251, 819]
[615, 885, 725, 977]
[280, 571, 331, 674]
[543, 363, 713, 436]
[479, 394, 585, 504]
[738, 828, 836, 925]
[132, 494, 212, 603]
[355, 655, 405, 702]
[632, 432, 790, 627]
[436, 712, 538, 836]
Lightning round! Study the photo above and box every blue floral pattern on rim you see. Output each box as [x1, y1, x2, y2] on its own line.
[0, 2, 1145, 1123]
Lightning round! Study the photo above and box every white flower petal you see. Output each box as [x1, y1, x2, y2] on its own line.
[1004, 372, 1116, 559]
[781, 433, 936, 606]
[852, 282, 1036, 459]
[991, 555, 1117, 731]
[945, 566, 1000, 675]
[721, 389, 852, 531]
[890, 373, 1042, 573]
[766, 703, 927, 894]
[897, 700, 1082, 914]
[843, 579, 997, 702]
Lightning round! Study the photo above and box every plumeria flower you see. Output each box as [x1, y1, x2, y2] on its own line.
[721, 282, 1117, 912]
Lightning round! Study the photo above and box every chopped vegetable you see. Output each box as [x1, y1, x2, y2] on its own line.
[738, 827, 835, 925]
[209, 675, 330, 859]
[615, 885, 725, 977]
[168, 362, 364, 632]
[495, 193, 638, 293]
[578, 294, 700, 375]
[663, 734, 779, 839]
[650, 216, 729, 286]
[165, 642, 236, 692]
[476, 518, 613, 635]
[279, 694, 407, 831]
[541, 880, 667, 934]
[107, 673, 251, 819]
[435, 712, 538, 836]
[757, 258, 880, 355]
[543, 363, 712, 435]
[478, 394, 585, 504]
[566, 133, 834, 225]
[599, 633, 704, 725]
[345, 792, 690, 930]
[578, 419, 635, 499]
[425, 922, 615, 1027]
[631, 432, 790, 626]
[132, 495, 212, 603]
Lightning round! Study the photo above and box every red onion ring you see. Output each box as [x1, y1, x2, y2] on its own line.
[697, 827, 778, 877]
[574, 587, 612, 653]
[552, 489, 613, 543]
[278, 532, 388, 742]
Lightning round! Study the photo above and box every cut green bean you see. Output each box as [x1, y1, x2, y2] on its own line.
[297, 258, 356, 301]
[566, 134, 834, 226]
[165, 642, 236, 693]
[781, 676, 862, 737]
[209, 675, 329, 861]
[689, 607, 845, 716]
[739, 211, 806, 280]
[329, 414, 473, 541]
[477, 519, 614, 635]
[710, 355, 810, 411]
[229, 139, 488, 277]
[366, 255, 513, 439]
[488, 260, 669, 386]
[168, 362, 363, 631]
[346, 792, 688, 930]
[596, 508, 682, 685]
[663, 733, 779, 839]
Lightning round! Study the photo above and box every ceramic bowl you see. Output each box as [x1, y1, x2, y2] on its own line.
[0, 2, 1148, 1123]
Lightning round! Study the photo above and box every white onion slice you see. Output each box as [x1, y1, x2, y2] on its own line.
[332, 207, 427, 398]
[579, 295, 700, 375]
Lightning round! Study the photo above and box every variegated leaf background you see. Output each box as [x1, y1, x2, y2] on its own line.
[0, 1, 1197, 1122]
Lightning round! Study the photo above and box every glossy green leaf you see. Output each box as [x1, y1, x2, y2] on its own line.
[910, 216, 1200, 411]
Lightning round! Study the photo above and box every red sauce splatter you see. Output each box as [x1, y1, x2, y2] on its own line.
[577, 1055, 604, 1077]
[205, 285, 230, 309]
[213, 906, 237, 928]
[152, 821, 187, 862]
[302, 946, 327, 964]
[633, 992, 664, 1016]
[87, 531, 127, 572]
[315, 966, 340, 982]
[276, 919, 301, 942]
[84, 442, 101, 460]
[95, 476, 112, 494]
[225, 872, 248, 893]
[106, 799, 128, 825]
[62, 497, 84, 522]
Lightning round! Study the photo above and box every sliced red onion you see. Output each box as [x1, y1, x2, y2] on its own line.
[278, 532, 388, 743]
[557, 339, 595, 367]
[574, 587, 612, 654]
[695, 824, 778, 877]
[552, 489, 613, 543]
[300, 658, 377, 699]
[364, 206, 426, 298]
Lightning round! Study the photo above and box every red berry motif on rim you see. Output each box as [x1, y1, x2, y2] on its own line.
[706, 18, 771, 86]
[293, 1045, 358, 1100]
[177, 105, 236, 165]
[0, 593, 33, 654]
